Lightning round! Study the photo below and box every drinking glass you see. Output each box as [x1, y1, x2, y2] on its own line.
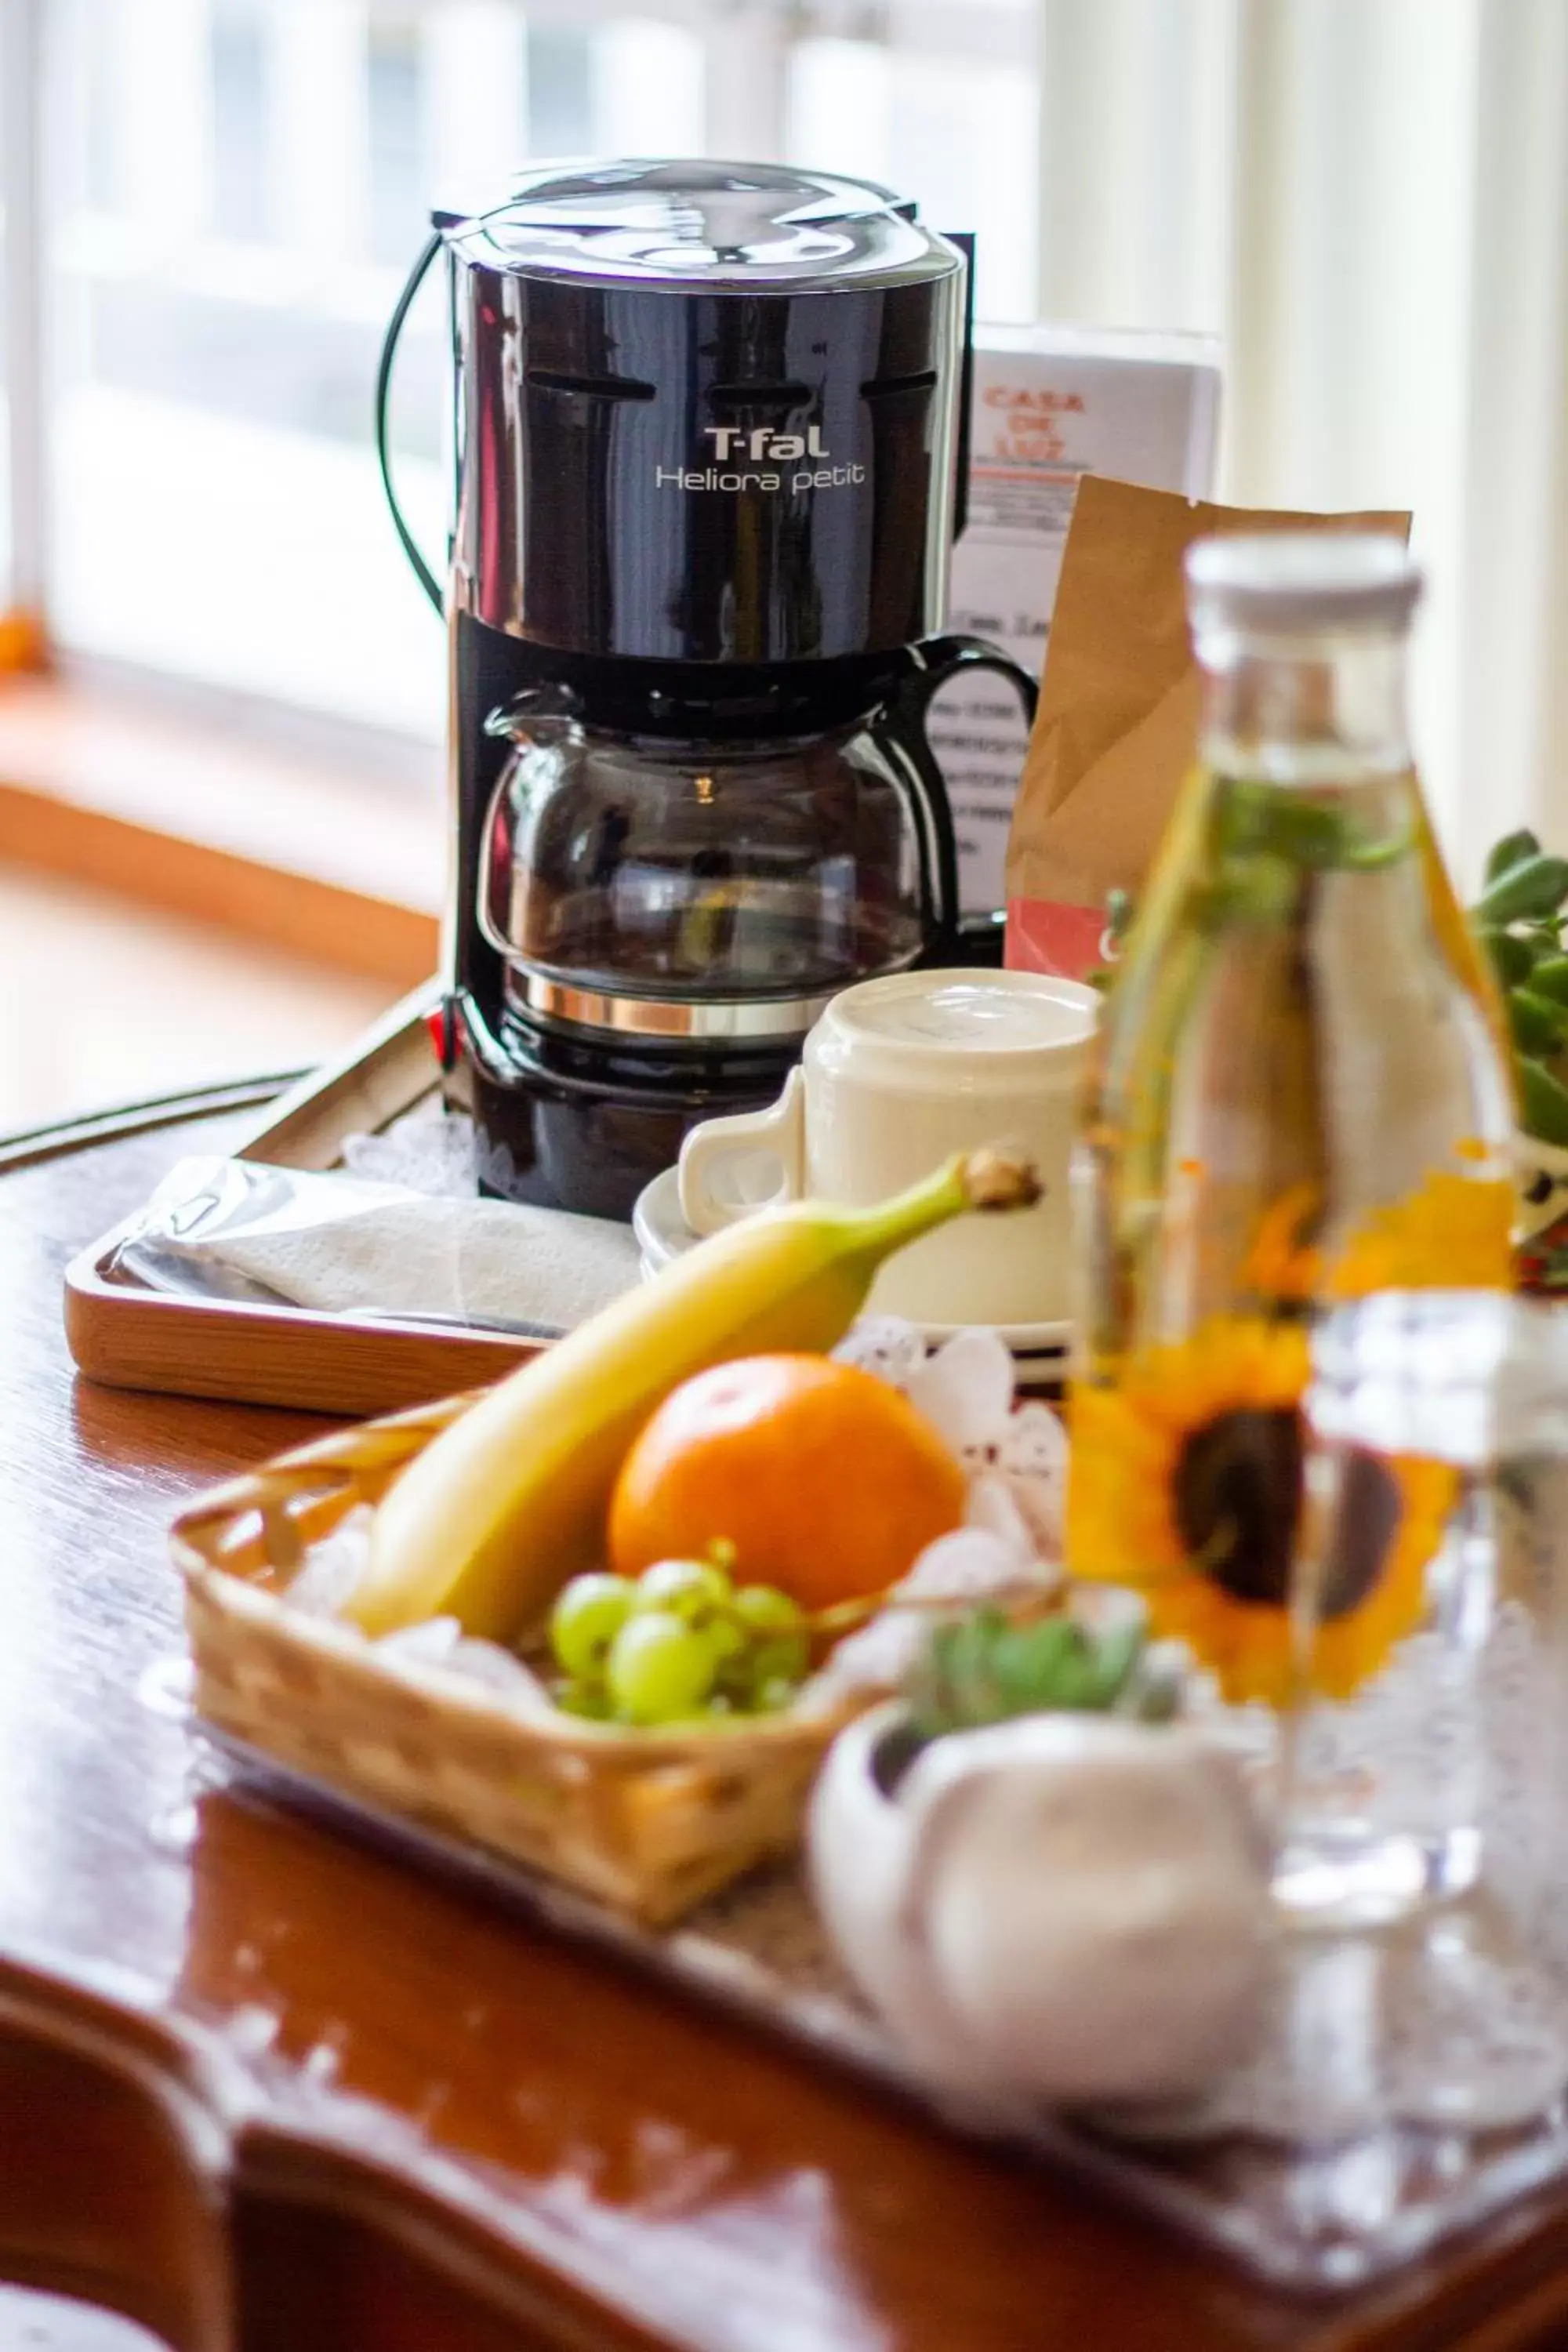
[1280, 1291, 1568, 1939]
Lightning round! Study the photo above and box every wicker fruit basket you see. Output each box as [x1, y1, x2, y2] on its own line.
[169, 1393, 866, 1926]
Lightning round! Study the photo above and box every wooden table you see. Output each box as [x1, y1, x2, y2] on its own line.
[8, 1087, 1568, 2352]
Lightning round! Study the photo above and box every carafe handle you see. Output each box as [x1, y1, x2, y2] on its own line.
[880, 635, 1040, 964]
[474, 769, 519, 962]
[474, 687, 584, 958]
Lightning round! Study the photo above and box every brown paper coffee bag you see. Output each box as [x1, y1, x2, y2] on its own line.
[1003, 477, 1410, 977]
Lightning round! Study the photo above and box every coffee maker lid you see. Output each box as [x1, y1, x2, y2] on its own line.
[438, 158, 956, 289]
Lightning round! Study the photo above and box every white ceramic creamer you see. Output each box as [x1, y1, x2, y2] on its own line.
[809, 1705, 1273, 2113]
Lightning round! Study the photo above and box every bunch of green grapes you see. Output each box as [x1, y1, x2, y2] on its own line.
[548, 1545, 810, 1727]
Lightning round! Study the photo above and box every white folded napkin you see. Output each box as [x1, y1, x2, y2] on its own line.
[124, 1156, 642, 1334]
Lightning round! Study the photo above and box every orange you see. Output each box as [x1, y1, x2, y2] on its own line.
[608, 1353, 967, 1611]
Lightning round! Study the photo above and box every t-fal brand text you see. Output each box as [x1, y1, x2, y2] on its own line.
[656, 421, 866, 495]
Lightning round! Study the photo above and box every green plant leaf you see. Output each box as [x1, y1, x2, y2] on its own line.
[1528, 955, 1568, 1006]
[1510, 989, 1568, 1055]
[1475, 855, 1568, 927]
[1485, 828, 1542, 885]
[1519, 1056, 1568, 1145]
[1481, 927, 1535, 988]
[904, 1602, 1155, 1737]
[989, 1619, 1075, 1708]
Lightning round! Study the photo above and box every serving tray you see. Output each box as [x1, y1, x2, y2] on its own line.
[62, 984, 552, 1416]
[163, 1376, 1568, 2301]
[191, 1707, 1568, 2300]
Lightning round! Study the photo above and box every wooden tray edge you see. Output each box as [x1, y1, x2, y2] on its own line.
[63, 1248, 541, 1415]
[60, 981, 547, 1417]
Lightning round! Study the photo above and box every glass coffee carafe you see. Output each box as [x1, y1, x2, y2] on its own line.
[478, 685, 928, 1017]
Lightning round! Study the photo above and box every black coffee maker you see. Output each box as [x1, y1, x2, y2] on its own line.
[379, 158, 1035, 1218]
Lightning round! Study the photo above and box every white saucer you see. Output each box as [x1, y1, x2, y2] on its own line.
[631, 1167, 1072, 1367]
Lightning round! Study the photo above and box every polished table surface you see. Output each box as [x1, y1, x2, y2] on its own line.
[8, 1088, 1568, 2352]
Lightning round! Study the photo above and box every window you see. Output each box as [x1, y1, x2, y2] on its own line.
[8, 1, 1566, 869]
[18, 0, 1043, 740]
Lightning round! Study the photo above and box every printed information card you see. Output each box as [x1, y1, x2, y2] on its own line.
[932, 324, 1222, 919]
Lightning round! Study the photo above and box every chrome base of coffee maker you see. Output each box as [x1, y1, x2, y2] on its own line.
[514, 971, 846, 1044]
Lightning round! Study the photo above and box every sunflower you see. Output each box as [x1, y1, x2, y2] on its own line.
[1238, 1167, 1513, 1306]
[1066, 1317, 1456, 1708]
[1328, 1167, 1514, 1298]
[1240, 1181, 1323, 1302]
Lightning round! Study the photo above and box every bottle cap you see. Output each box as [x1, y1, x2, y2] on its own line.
[1185, 532, 1422, 637]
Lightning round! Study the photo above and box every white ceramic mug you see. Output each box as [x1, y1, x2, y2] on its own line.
[676, 967, 1098, 1327]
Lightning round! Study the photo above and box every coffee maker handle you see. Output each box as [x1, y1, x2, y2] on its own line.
[884, 635, 1041, 961]
[906, 633, 1040, 720]
[375, 230, 446, 614]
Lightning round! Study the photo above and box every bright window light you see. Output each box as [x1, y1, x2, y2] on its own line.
[38, 0, 1040, 737]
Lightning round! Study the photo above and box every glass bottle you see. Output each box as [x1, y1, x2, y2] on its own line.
[1065, 535, 1515, 1738]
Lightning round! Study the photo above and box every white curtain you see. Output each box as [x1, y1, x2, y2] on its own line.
[1032, 0, 1568, 886]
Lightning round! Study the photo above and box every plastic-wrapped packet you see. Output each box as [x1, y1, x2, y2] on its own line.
[106, 1152, 639, 1333]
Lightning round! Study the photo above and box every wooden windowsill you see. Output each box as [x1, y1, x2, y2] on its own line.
[0, 671, 442, 986]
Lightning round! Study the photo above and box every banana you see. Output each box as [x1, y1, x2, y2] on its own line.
[348, 1147, 1040, 1640]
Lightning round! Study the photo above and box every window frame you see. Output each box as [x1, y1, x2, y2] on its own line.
[2, 0, 47, 622]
